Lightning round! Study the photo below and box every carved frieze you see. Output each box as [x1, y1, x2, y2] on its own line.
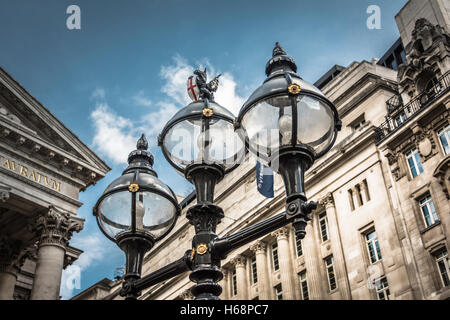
[398, 18, 450, 97]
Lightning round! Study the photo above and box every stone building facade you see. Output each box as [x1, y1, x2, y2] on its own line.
[0, 67, 110, 300]
[74, 0, 450, 301]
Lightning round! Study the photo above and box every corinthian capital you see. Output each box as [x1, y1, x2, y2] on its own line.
[250, 241, 267, 254]
[231, 255, 246, 268]
[32, 206, 84, 248]
[0, 237, 34, 274]
[272, 227, 289, 240]
[319, 193, 335, 209]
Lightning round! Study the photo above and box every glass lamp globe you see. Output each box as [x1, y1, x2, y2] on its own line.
[159, 100, 244, 174]
[94, 134, 180, 245]
[237, 42, 341, 170]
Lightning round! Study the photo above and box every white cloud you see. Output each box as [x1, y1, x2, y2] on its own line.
[132, 90, 153, 107]
[60, 233, 117, 300]
[89, 55, 246, 165]
[90, 103, 137, 164]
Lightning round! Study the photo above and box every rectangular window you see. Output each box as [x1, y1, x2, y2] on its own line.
[251, 256, 258, 284]
[434, 249, 450, 287]
[319, 212, 329, 242]
[395, 113, 407, 127]
[272, 243, 279, 271]
[374, 277, 390, 300]
[406, 148, 424, 178]
[438, 125, 450, 155]
[325, 256, 337, 291]
[274, 284, 283, 300]
[295, 233, 303, 257]
[299, 271, 309, 300]
[419, 195, 439, 227]
[366, 230, 382, 264]
[231, 268, 237, 296]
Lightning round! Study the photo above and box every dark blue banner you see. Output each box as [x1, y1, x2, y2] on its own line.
[256, 161, 274, 198]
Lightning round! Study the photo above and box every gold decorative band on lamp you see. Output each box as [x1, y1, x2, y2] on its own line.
[128, 183, 140, 193]
[202, 108, 214, 117]
[288, 83, 301, 94]
[196, 243, 208, 255]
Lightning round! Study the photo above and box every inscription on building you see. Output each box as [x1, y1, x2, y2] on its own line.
[0, 155, 62, 192]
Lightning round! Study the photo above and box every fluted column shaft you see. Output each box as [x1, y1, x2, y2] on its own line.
[272, 227, 296, 300]
[231, 256, 247, 300]
[321, 193, 352, 299]
[250, 241, 270, 300]
[30, 206, 83, 300]
[303, 219, 323, 299]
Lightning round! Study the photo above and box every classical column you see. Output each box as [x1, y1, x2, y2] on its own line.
[320, 193, 352, 299]
[250, 241, 270, 300]
[272, 227, 296, 300]
[231, 255, 247, 300]
[0, 237, 22, 300]
[352, 186, 361, 207]
[220, 269, 229, 300]
[303, 217, 323, 299]
[30, 206, 83, 300]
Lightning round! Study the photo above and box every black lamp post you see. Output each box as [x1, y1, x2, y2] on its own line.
[236, 42, 341, 238]
[93, 134, 181, 299]
[93, 43, 340, 301]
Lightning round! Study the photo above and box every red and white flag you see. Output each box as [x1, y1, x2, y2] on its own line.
[187, 76, 200, 102]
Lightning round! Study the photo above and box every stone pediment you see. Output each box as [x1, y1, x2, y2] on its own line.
[0, 67, 110, 188]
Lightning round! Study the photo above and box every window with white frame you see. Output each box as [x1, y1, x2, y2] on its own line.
[325, 255, 337, 291]
[395, 112, 407, 127]
[406, 148, 424, 178]
[319, 212, 329, 242]
[434, 249, 450, 288]
[365, 230, 382, 264]
[295, 232, 303, 257]
[299, 271, 309, 300]
[251, 256, 258, 284]
[274, 284, 283, 300]
[231, 268, 237, 296]
[272, 242, 279, 271]
[438, 125, 449, 155]
[419, 194, 439, 228]
[374, 277, 390, 300]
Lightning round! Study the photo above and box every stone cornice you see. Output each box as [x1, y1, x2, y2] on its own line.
[0, 118, 104, 188]
[0, 67, 110, 174]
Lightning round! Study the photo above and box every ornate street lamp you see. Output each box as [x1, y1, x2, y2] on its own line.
[236, 42, 341, 238]
[92, 43, 340, 301]
[158, 69, 245, 300]
[93, 134, 180, 299]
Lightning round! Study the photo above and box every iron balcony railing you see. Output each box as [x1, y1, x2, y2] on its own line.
[377, 70, 450, 141]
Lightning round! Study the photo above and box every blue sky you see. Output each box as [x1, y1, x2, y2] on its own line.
[0, 0, 407, 299]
